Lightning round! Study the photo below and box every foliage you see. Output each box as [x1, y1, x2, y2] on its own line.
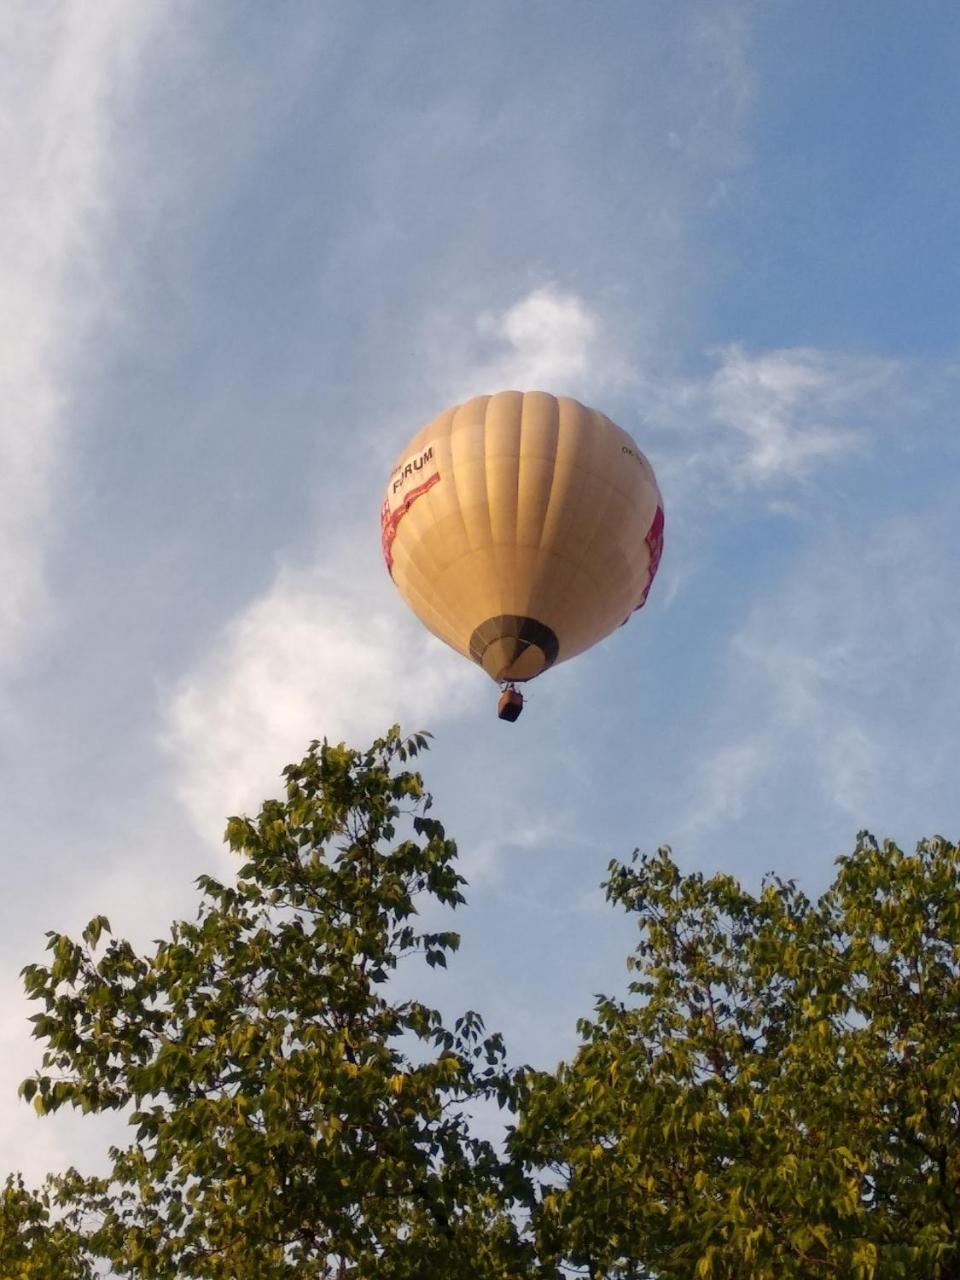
[16, 723, 960, 1279]
[19, 728, 540, 1279]
[0, 1173, 95, 1280]
[513, 834, 960, 1279]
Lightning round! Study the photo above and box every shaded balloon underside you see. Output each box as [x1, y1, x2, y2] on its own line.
[468, 614, 560, 682]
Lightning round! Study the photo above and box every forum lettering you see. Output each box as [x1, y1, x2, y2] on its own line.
[391, 445, 435, 494]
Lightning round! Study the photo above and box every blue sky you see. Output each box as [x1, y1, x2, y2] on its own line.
[2, 0, 959, 1181]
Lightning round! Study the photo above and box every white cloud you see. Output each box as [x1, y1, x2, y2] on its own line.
[682, 736, 771, 836]
[473, 287, 606, 392]
[432, 286, 634, 409]
[651, 344, 899, 501]
[0, 2, 159, 671]
[428, 291, 898, 514]
[161, 554, 479, 846]
[677, 510, 960, 843]
[821, 723, 884, 820]
[456, 812, 585, 890]
[707, 346, 863, 483]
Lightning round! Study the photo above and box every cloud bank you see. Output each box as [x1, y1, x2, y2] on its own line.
[0, 1, 159, 673]
[647, 345, 900, 504]
[677, 509, 960, 852]
[162, 557, 478, 845]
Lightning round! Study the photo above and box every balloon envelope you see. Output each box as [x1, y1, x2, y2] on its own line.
[381, 391, 663, 684]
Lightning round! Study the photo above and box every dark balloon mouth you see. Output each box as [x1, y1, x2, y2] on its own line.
[469, 615, 560, 682]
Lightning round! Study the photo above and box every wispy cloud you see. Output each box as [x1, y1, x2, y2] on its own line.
[683, 736, 770, 835]
[161, 553, 478, 846]
[706, 345, 868, 483]
[431, 290, 900, 509]
[0, 1, 159, 672]
[0, 9, 165, 1181]
[427, 285, 634, 409]
[469, 287, 630, 396]
[676, 508, 960, 848]
[650, 344, 899, 500]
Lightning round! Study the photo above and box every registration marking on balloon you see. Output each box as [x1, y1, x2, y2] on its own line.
[381, 443, 440, 576]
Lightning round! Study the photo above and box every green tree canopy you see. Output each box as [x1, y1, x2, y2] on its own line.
[19, 729, 539, 1279]
[513, 834, 960, 1279]
[0, 1174, 95, 1280]
[13, 726, 960, 1279]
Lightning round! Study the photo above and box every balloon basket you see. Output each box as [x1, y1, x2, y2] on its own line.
[497, 686, 524, 722]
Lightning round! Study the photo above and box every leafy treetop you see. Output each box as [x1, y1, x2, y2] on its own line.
[514, 833, 960, 1280]
[20, 728, 539, 1279]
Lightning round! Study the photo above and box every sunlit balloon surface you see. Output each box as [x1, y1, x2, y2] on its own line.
[382, 391, 664, 688]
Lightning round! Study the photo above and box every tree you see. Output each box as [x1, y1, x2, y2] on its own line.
[19, 726, 960, 1279]
[512, 834, 960, 1279]
[20, 728, 541, 1279]
[0, 1174, 95, 1279]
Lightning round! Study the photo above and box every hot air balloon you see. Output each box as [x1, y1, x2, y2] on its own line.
[381, 391, 663, 721]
